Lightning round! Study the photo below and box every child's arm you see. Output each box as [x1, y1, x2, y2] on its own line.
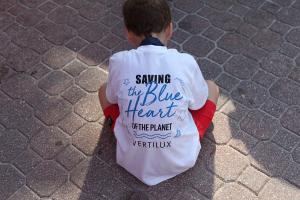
[98, 83, 113, 111]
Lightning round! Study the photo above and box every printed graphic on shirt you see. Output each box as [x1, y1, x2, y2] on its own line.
[122, 74, 186, 149]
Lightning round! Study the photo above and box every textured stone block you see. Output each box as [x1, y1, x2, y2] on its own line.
[261, 97, 287, 118]
[244, 9, 274, 29]
[259, 179, 300, 200]
[61, 85, 87, 105]
[218, 33, 249, 54]
[8, 186, 39, 200]
[208, 146, 249, 181]
[214, 183, 257, 200]
[202, 26, 224, 41]
[51, 182, 82, 200]
[240, 110, 279, 140]
[30, 127, 70, 159]
[43, 46, 75, 69]
[27, 161, 68, 197]
[272, 129, 300, 152]
[216, 73, 239, 92]
[286, 28, 300, 48]
[0, 164, 25, 200]
[72, 123, 102, 155]
[173, 187, 208, 200]
[183, 36, 214, 57]
[76, 67, 107, 92]
[74, 94, 102, 122]
[229, 130, 258, 155]
[79, 22, 109, 43]
[66, 37, 88, 52]
[198, 59, 222, 80]
[179, 15, 209, 34]
[252, 30, 283, 52]
[38, 71, 73, 95]
[249, 141, 291, 176]
[13, 149, 42, 175]
[289, 67, 300, 84]
[6, 48, 40, 72]
[56, 145, 85, 170]
[78, 43, 110, 66]
[16, 8, 45, 27]
[238, 166, 268, 194]
[208, 11, 241, 31]
[208, 48, 230, 64]
[280, 106, 300, 135]
[252, 70, 276, 88]
[270, 21, 291, 35]
[79, 3, 106, 21]
[58, 113, 86, 135]
[278, 8, 300, 26]
[261, 53, 294, 77]
[174, 0, 204, 13]
[270, 79, 300, 105]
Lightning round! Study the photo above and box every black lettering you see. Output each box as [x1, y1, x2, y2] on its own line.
[136, 75, 141, 84]
[165, 74, 171, 83]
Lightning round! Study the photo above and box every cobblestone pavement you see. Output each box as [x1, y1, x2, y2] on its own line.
[0, 0, 300, 199]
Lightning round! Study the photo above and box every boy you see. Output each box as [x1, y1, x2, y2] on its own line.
[98, 0, 219, 186]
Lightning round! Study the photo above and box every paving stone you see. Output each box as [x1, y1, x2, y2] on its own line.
[216, 88, 230, 110]
[13, 148, 42, 175]
[1, 74, 35, 99]
[260, 1, 280, 14]
[8, 186, 39, 200]
[293, 0, 300, 9]
[269, 78, 300, 105]
[218, 33, 249, 54]
[179, 15, 209, 34]
[43, 46, 76, 69]
[78, 43, 110, 66]
[0, 129, 27, 162]
[252, 70, 277, 88]
[202, 26, 224, 41]
[51, 182, 82, 200]
[289, 67, 300, 84]
[19, 0, 45, 8]
[283, 163, 300, 188]
[214, 183, 257, 200]
[8, 4, 27, 16]
[66, 37, 89, 52]
[229, 3, 249, 17]
[29, 63, 51, 80]
[0, 164, 25, 200]
[216, 73, 239, 92]
[206, 0, 234, 11]
[35, 97, 72, 125]
[244, 9, 274, 29]
[286, 28, 300, 48]
[74, 93, 102, 122]
[174, 0, 204, 13]
[229, 130, 258, 155]
[238, 166, 268, 194]
[231, 81, 268, 108]
[68, 0, 89, 9]
[292, 144, 300, 164]
[16, 8, 45, 27]
[79, 3, 106, 21]
[52, 0, 72, 5]
[277, 8, 300, 26]
[206, 112, 237, 144]
[100, 34, 123, 49]
[0, 12, 14, 30]
[30, 126, 70, 159]
[208, 11, 242, 31]
[58, 113, 86, 135]
[197, 5, 217, 17]
[61, 85, 87, 104]
[249, 141, 291, 176]
[208, 146, 249, 181]
[260, 53, 294, 77]
[55, 145, 85, 170]
[270, 20, 291, 35]
[0, 0, 14, 12]
[237, 23, 257, 38]
[183, 36, 214, 58]
[0, 99, 41, 135]
[48, 6, 76, 24]
[198, 59, 222, 80]
[281, 106, 300, 135]
[171, 7, 185, 22]
[27, 160, 68, 197]
[242, 44, 267, 61]
[272, 129, 299, 151]
[261, 97, 287, 118]
[100, 13, 121, 27]
[224, 55, 258, 80]
[240, 110, 280, 140]
[36, 20, 76, 45]
[237, 0, 264, 8]
[79, 23, 109, 43]
[38, 1, 57, 13]
[72, 123, 102, 155]
[259, 178, 300, 200]
[70, 157, 131, 198]
[208, 48, 230, 65]
[172, 187, 208, 200]
[296, 55, 300, 66]
[6, 48, 40, 72]
[0, 32, 9, 51]
[63, 60, 87, 77]
[220, 100, 248, 121]
[67, 14, 89, 30]
[252, 29, 283, 52]
[280, 43, 300, 59]
[76, 67, 107, 92]
[111, 21, 126, 39]
[38, 71, 73, 95]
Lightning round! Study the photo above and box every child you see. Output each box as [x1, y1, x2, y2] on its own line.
[98, 0, 219, 186]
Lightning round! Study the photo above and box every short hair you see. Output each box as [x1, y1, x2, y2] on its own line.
[123, 0, 171, 37]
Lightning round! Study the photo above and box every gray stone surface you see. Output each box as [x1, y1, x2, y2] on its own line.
[1, 0, 299, 199]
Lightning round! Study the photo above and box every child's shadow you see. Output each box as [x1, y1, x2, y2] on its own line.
[75, 119, 217, 200]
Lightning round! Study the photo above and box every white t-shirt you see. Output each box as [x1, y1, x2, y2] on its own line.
[106, 45, 208, 185]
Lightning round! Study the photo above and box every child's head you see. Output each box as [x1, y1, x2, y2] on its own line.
[122, 0, 172, 46]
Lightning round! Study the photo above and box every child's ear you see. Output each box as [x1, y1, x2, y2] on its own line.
[165, 22, 173, 41]
[125, 28, 142, 47]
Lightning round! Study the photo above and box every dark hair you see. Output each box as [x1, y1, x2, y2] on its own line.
[123, 0, 171, 36]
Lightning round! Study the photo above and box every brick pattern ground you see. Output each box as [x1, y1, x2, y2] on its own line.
[0, 0, 300, 199]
